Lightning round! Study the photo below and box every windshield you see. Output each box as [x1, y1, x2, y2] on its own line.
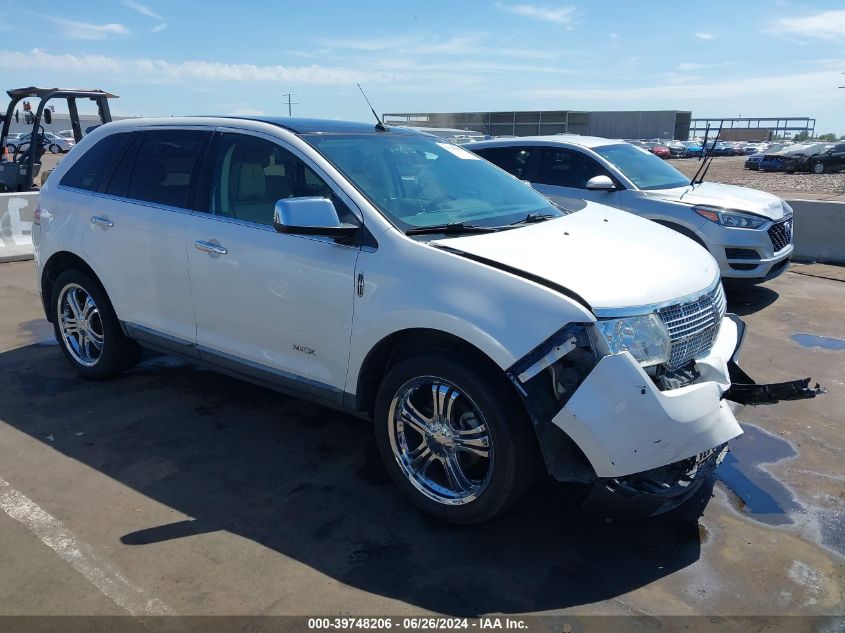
[594, 143, 689, 190]
[302, 133, 564, 230]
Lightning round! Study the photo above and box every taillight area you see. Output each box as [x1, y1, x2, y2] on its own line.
[33, 202, 41, 225]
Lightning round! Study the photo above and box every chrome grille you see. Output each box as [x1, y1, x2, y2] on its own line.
[658, 283, 726, 370]
[768, 218, 792, 253]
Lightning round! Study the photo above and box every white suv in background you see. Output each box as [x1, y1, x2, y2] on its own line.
[32, 117, 818, 524]
[468, 136, 794, 285]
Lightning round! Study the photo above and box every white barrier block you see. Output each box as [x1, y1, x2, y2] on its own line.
[0, 192, 38, 262]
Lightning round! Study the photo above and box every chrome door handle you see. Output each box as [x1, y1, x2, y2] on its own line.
[90, 216, 113, 229]
[194, 240, 228, 255]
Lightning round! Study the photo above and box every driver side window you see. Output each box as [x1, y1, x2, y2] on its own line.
[208, 133, 350, 227]
[537, 148, 610, 189]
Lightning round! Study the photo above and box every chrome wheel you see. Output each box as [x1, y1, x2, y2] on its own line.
[388, 377, 493, 505]
[813, 162, 825, 174]
[57, 283, 104, 367]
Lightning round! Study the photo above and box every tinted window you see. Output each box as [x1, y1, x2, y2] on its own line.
[208, 133, 345, 227]
[125, 130, 208, 208]
[473, 147, 535, 179]
[60, 133, 131, 191]
[104, 134, 140, 197]
[537, 147, 610, 188]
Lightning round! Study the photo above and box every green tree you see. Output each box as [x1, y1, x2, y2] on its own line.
[818, 133, 837, 141]
[793, 131, 809, 141]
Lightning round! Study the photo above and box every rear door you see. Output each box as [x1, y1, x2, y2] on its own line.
[77, 127, 210, 345]
[186, 129, 360, 398]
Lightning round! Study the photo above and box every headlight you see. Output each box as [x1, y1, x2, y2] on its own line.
[782, 201, 793, 217]
[694, 205, 768, 229]
[595, 313, 671, 367]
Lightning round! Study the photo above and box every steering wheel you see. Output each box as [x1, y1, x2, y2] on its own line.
[424, 193, 456, 212]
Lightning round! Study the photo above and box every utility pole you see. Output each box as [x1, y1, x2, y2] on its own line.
[281, 93, 298, 116]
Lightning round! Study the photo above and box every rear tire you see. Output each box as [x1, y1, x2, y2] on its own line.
[374, 354, 539, 525]
[51, 269, 141, 380]
[812, 161, 826, 174]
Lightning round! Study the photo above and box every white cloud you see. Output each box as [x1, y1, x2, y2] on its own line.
[521, 69, 842, 106]
[0, 49, 398, 85]
[694, 32, 716, 40]
[495, 3, 577, 26]
[677, 61, 734, 70]
[769, 9, 845, 40]
[43, 16, 129, 40]
[122, 0, 167, 33]
[227, 104, 266, 116]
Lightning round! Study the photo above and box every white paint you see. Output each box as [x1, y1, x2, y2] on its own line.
[0, 476, 174, 616]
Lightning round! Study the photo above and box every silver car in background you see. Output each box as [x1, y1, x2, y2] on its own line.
[467, 136, 793, 285]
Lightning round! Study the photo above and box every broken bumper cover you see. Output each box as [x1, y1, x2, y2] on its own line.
[552, 316, 745, 480]
[584, 443, 729, 518]
[510, 313, 823, 515]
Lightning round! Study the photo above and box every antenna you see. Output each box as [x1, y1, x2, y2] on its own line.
[356, 83, 387, 131]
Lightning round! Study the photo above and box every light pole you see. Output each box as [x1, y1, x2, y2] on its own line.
[281, 93, 298, 116]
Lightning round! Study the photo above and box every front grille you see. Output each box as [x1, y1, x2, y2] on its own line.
[768, 218, 792, 252]
[658, 282, 726, 370]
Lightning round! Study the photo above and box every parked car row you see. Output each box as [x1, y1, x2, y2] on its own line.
[752, 142, 845, 174]
[3, 131, 75, 154]
[33, 116, 812, 525]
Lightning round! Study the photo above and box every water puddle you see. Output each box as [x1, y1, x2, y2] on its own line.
[790, 333, 845, 351]
[716, 423, 802, 526]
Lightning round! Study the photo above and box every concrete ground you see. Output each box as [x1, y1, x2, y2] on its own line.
[0, 260, 842, 626]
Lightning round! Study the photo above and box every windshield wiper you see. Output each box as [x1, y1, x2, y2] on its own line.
[405, 222, 498, 236]
[507, 212, 557, 226]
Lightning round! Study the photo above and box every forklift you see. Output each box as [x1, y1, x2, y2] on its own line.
[0, 87, 117, 192]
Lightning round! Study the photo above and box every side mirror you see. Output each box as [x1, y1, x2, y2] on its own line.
[273, 197, 358, 238]
[585, 175, 616, 191]
[44, 109, 52, 125]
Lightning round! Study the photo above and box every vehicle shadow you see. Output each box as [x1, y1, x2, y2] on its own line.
[0, 344, 705, 616]
[725, 284, 779, 316]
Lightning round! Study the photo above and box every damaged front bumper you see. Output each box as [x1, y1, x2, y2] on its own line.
[509, 313, 823, 517]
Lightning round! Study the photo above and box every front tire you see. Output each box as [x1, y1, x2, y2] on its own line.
[51, 269, 141, 380]
[374, 355, 538, 524]
[812, 161, 826, 174]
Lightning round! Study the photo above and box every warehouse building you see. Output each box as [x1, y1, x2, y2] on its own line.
[383, 110, 693, 140]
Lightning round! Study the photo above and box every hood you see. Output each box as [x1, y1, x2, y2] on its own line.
[431, 204, 719, 312]
[641, 181, 787, 220]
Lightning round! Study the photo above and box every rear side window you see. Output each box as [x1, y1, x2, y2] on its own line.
[473, 147, 535, 179]
[125, 130, 209, 208]
[60, 133, 131, 191]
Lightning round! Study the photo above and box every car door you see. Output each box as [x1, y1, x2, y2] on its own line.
[72, 128, 208, 346]
[832, 144, 845, 171]
[186, 129, 360, 400]
[529, 147, 622, 210]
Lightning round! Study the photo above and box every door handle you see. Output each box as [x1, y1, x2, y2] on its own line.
[194, 240, 228, 255]
[90, 216, 113, 229]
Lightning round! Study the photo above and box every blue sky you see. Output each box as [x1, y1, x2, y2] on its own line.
[2, 0, 844, 134]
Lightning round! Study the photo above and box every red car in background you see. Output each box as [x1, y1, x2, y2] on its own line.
[643, 141, 671, 159]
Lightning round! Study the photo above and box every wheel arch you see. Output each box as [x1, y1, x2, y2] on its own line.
[354, 328, 517, 419]
[40, 251, 103, 323]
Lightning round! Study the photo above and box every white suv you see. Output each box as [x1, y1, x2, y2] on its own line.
[32, 117, 817, 524]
